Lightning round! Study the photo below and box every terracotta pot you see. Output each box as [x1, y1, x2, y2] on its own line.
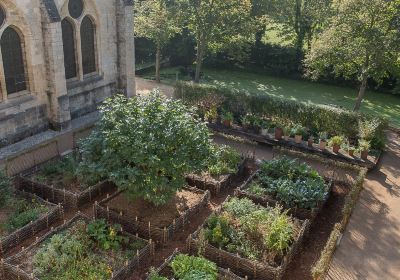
[319, 140, 327, 150]
[275, 128, 283, 140]
[332, 144, 340, 153]
[308, 138, 314, 147]
[295, 135, 303, 144]
[348, 149, 355, 157]
[261, 128, 269, 136]
[223, 120, 231, 127]
[361, 150, 369, 160]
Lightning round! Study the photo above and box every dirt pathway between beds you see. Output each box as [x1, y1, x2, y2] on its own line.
[326, 130, 400, 280]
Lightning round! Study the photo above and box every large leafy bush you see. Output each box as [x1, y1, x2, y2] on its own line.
[79, 91, 213, 206]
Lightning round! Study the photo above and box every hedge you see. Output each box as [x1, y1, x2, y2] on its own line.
[175, 82, 388, 149]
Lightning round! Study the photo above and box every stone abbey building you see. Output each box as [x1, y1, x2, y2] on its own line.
[0, 0, 135, 150]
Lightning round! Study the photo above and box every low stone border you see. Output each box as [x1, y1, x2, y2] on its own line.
[208, 123, 380, 170]
[0, 190, 62, 258]
[186, 159, 248, 195]
[235, 171, 332, 222]
[186, 196, 310, 280]
[146, 249, 245, 280]
[14, 176, 116, 210]
[94, 187, 211, 243]
[1, 213, 155, 280]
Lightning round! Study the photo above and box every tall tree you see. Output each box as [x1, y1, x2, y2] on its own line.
[134, 0, 181, 82]
[179, 0, 256, 83]
[305, 0, 400, 111]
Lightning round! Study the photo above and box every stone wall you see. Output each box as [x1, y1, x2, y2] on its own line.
[0, 0, 135, 149]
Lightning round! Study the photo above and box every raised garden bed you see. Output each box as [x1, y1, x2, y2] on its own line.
[0, 191, 62, 257]
[147, 249, 245, 280]
[186, 159, 248, 195]
[235, 157, 332, 222]
[187, 197, 310, 280]
[94, 187, 210, 243]
[208, 123, 381, 170]
[1, 213, 154, 280]
[14, 155, 117, 209]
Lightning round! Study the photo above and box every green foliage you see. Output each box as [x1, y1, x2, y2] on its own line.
[78, 91, 213, 206]
[0, 171, 12, 208]
[204, 198, 295, 261]
[148, 268, 168, 280]
[247, 182, 266, 197]
[2, 198, 47, 234]
[170, 254, 218, 280]
[358, 139, 371, 151]
[221, 110, 234, 122]
[207, 145, 241, 176]
[86, 219, 127, 251]
[257, 157, 328, 209]
[290, 124, 307, 137]
[174, 81, 388, 149]
[328, 136, 344, 147]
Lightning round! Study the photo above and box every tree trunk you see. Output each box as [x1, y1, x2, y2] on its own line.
[155, 43, 161, 83]
[194, 36, 206, 83]
[353, 76, 368, 111]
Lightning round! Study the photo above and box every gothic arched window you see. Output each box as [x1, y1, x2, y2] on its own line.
[80, 16, 96, 75]
[61, 18, 77, 79]
[1, 27, 27, 94]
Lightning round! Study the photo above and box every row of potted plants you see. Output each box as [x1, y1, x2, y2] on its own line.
[206, 109, 372, 160]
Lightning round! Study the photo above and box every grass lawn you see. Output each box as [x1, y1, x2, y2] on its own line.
[140, 67, 400, 128]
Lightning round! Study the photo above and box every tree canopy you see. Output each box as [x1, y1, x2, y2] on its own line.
[305, 0, 400, 111]
[78, 91, 214, 206]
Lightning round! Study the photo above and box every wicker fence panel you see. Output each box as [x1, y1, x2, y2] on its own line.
[186, 198, 310, 280]
[186, 160, 248, 195]
[95, 187, 211, 243]
[14, 176, 116, 210]
[1, 213, 155, 280]
[0, 191, 62, 258]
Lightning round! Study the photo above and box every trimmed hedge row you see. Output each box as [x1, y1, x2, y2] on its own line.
[175, 82, 388, 148]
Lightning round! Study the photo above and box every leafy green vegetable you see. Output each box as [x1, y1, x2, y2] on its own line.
[207, 145, 241, 176]
[170, 254, 218, 280]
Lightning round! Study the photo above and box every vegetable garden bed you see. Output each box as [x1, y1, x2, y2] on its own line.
[94, 187, 211, 243]
[186, 159, 248, 195]
[147, 249, 245, 280]
[187, 197, 310, 280]
[1, 213, 154, 280]
[208, 123, 380, 170]
[0, 191, 62, 258]
[235, 157, 332, 222]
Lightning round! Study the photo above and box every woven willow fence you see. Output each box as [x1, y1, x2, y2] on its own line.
[186, 159, 248, 195]
[94, 187, 211, 243]
[186, 196, 310, 280]
[146, 249, 246, 280]
[14, 176, 116, 210]
[0, 191, 62, 258]
[1, 213, 155, 280]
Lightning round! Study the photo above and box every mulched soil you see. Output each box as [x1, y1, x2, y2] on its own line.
[29, 174, 86, 193]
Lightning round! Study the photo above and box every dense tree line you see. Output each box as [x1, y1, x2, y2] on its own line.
[134, 0, 400, 111]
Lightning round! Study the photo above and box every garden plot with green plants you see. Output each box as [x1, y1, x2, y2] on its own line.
[148, 250, 244, 280]
[186, 144, 245, 194]
[4, 215, 152, 280]
[236, 157, 330, 220]
[0, 172, 61, 257]
[188, 197, 309, 280]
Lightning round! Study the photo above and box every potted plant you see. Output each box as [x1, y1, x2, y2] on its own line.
[319, 132, 328, 150]
[328, 135, 344, 153]
[359, 139, 371, 160]
[241, 114, 252, 131]
[291, 124, 306, 144]
[308, 136, 314, 147]
[274, 123, 284, 140]
[221, 110, 234, 128]
[343, 139, 356, 157]
[283, 125, 291, 141]
[252, 116, 262, 134]
[205, 107, 218, 124]
[260, 120, 270, 136]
